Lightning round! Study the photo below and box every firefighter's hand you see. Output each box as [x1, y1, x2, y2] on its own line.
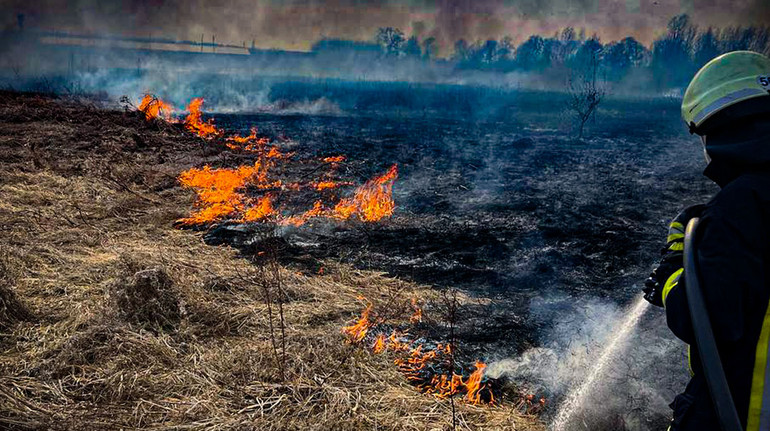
[643, 204, 705, 307]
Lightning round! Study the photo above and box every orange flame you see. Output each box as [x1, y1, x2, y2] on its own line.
[138, 94, 175, 121]
[169, 93, 397, 228]
[332, 164, 398, 222]
[323, 155, 346, 163]
[241, 195, 275, 222]
[465, 361, 491, 404]
[343, 300, 496, 406]
[315, 181, 351, 191]
[342, 302, 374, 344]
[281, 200, 326, 227]
[225, 127, 271, 152]
[410, 298, 422, 324]
[373, 334, 387, 354]
[177, 162, 272, 225]
[184, 98, 221, 138]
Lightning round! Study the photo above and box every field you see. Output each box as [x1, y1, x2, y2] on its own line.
[0, 85, 717, 430]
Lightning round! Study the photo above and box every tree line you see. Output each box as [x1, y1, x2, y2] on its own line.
[373, 15, 770, 89]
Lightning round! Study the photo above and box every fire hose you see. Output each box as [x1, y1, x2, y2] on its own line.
[684, 218, 744, 431]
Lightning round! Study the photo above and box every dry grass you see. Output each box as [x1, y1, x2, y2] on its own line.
[0, 91, 545, 430]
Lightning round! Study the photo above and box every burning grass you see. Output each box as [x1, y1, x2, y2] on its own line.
[135, 94, 399, 228]
[0, 91, 545, 430]
[341, 296, 546, 411]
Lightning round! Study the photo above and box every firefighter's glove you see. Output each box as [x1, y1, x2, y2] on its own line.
[643, 204, 705, 307]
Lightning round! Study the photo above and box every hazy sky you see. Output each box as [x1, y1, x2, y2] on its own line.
[4, 0, 769, 53]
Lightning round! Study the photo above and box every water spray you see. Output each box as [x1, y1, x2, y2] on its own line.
[550, 295, 649, 431]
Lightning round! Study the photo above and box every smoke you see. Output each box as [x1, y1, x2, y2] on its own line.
[256, 97, 343, 116]
[487, 293, 688, 430]
[5, 0, 769, 52]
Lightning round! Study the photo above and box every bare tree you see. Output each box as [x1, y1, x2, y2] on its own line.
[568, 48, 605, 140]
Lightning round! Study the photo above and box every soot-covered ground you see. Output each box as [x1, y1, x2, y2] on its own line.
[209, 93, 717, 360]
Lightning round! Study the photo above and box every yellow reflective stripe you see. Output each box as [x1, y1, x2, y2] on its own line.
[687, 345, 694, 377]
[747, 300, 770, 431]
[667, 233, 685, 242]
[670, 221, 685, 232]
[661, 268, 684, 307]
[669, 242, 685, 251]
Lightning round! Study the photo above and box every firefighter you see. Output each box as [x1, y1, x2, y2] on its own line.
[643, 50, 770, 430]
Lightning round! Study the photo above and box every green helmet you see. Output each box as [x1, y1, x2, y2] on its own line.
[682, 51, 770, 134]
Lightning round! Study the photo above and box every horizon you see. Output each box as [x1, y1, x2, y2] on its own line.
[4, 0, 769, 55]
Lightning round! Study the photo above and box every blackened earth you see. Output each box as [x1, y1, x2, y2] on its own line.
[207, 94, 716, 364]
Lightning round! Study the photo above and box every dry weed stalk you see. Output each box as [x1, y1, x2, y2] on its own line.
[252, 226, 288, 382]
[443, 288, 461, 431]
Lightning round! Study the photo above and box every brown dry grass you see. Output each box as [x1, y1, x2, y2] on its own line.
[0, 91, 545, 431]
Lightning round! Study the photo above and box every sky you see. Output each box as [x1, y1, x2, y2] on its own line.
[3, 0, 769, 54]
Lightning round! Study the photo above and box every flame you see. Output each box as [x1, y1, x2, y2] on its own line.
[281, 200, 325, 227]
[266, 147, 288, 159]
[342, 300, 497, 406]
[424, 373, 464, 399]
[166, 92, 398, 227]
[323, 155, 346, 163]
[241, 195, 274, 222]
[333, 164, 398, 222]
[138, 94, 175, 121]
[226, 127, 257, 144]
[184, 98, 221, 138]
[315, 181, 351, 191]
[387, 330, 414, 353]
[342, 302, 374, 344]
[225, 127, 271, 152]
[373, 334, 387, 354]
[465, 361, 491, 404]
[410, 298, 422, 324]
[177, 162, 272, 225]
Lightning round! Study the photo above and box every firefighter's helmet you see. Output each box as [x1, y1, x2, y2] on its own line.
[682, 51, 770, 135]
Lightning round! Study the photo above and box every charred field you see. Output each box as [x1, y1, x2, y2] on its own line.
[210, 91, 716, 357]
[0, 87, 716, 430]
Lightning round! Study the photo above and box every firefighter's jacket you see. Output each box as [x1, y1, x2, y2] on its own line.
[664, 122, 770, 430]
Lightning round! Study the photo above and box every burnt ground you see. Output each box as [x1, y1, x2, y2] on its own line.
[208, 97, 717, 359]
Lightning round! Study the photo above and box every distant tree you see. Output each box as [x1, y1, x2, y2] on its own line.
[495, 36, 516, 70]
[603, 37, 646, 80]
[667, 14, 697, 48]
[570, 37, 603, 72]
[497, 36, 515, 59]
[578, 28, 586, 41]
[719, 26, 770, 54]
[693, 28, 720, 68]
[479, 39, 499, 64]
[541, 37, 563, 68]
[422, 37, 438, 60]
[561, 27, 576, 42]
[516, 35, 546, 70]
[651, 14, 697, 88]
[404, 36, 421, 58]
[453, 39, 470, 62]
[376, 27, 405, 56]
[549, 28, 579, 66]
[751, 27, 770, 55]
